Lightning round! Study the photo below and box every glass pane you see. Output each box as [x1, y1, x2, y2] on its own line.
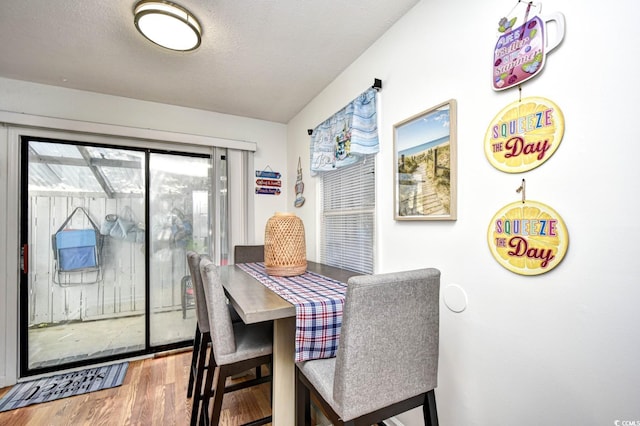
[26, 140, 147, 370]
[23, 138, 221, 373]
[149, 153, 211, 346]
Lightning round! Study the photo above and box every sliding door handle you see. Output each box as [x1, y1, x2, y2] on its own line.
[21, 244, 28, 274]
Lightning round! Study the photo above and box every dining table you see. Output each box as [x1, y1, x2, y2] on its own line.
[218, 261, 360, 426]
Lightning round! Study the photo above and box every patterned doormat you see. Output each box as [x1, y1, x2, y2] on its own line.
[0, 362, 128, 412]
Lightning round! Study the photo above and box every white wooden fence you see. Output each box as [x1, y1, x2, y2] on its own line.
[28, 196, 191, 326]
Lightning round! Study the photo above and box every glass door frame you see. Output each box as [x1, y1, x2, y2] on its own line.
[19, 135, 216, 377]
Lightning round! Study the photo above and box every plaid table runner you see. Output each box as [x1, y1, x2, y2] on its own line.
[237, 262, 347, 362]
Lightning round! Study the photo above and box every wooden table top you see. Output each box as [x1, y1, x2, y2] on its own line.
[219, 261, 361, 324]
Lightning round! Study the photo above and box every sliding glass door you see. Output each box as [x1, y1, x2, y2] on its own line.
[148, 152, 212, 346]
[20, 136, 217, 375]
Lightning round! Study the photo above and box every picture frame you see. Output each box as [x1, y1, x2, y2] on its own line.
[394, 99, 457, 221]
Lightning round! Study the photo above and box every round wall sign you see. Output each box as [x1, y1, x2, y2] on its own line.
[484, 97, 564, 173]
[487, 200, 569, 275]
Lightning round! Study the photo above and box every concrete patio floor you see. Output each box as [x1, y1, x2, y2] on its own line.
[28, 309, 196, 369]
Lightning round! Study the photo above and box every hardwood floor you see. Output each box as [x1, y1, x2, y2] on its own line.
[0, 350, 272, 426]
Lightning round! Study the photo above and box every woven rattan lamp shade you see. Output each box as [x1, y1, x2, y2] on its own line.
[264, 212, 307, 276]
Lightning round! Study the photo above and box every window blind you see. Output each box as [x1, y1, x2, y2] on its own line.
[320, 154, 375, 274]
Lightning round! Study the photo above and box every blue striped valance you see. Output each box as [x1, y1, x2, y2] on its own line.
[310, 88, 379, 173]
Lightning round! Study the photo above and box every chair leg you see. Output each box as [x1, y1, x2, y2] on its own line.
[295, 368, 311, 426]
[424, 390, 439, 426]
[269, 363, 273, 406]
[199, 347, 218, 426]
[210, 365, 229, 425]
[187, 324, 202, 398]
[190, 332, 212, 426]
[199, 355, 272, 426]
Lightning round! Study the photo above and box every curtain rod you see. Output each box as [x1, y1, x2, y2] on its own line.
[307, 78, 381, 136]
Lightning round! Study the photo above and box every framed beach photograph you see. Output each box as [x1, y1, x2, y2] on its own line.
[394, 99, 457, 221]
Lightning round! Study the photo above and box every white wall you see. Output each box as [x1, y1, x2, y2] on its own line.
[288, 0, 640, 425]
[0, 77, 287, 242]
[0, 77, 287, 386]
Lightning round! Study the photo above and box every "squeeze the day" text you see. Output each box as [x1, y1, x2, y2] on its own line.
[491, 108, 554, 161]
[494, 218, 558, 268]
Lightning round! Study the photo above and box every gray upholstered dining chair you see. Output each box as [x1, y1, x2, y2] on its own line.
[234, 244, 264, 263]
[187, 251, 211, 392]
[185, 251, 213, 424]
[295, 268, 441, 425]
[185, 251, 248, 425]
[199, 257, 273, 426]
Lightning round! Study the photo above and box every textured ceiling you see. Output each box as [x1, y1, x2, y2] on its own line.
[0, 0, 419, 123]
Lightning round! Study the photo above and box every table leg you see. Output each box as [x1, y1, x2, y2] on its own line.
[272, 316, 295, 426]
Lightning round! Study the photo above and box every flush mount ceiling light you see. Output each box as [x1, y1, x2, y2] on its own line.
[134, 1, 202, 51]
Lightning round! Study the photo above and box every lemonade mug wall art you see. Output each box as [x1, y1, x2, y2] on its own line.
[493, 2, 565, 90]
